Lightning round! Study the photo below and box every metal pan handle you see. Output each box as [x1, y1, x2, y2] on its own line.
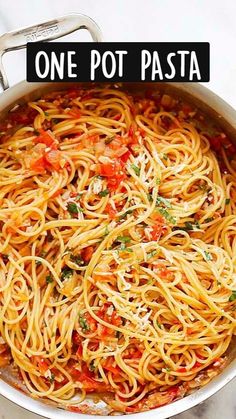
[0, 13, 102, 90]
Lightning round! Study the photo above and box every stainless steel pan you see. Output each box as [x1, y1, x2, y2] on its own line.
[0, 13, 235, 419]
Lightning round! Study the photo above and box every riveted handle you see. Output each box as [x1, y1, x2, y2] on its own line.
[0, 13, 102, 90]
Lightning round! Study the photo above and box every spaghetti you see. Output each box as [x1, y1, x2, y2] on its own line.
[0, 87, 235, 413]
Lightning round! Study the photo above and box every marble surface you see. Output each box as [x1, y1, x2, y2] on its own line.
[0, 0, 235, 418]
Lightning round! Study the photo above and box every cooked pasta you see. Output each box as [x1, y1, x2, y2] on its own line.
[0, 86, 235, 414]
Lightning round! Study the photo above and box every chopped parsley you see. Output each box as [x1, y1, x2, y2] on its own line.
[119, 209, 134, 220]
[172, 221, 200, 232]
[36, 250, 47, 266]
[119, 243, 133, 252]
[61, 267, 73, 280]
[147, 250, 158, 259]
[229, 291, 236, 302]
[116, 236, 131, 243]
[70, 254, 84, 266]
[156, 178, 161, 185]
[204, 251, 212, 261]
[131, 164, 140, 176]
[46, 275, 53, 284]
[98, 189, 110, 197]
[79, 313, 89, 331]
[157, 207, 176, 224]
[225, 198, 230, 205]
[162, 153, 168, 161]
[156, 195, 172, 209]
[67, 202, 79, 215]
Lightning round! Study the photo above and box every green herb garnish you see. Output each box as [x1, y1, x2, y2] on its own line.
[67, 202, 79, 215]
[61, 267, 73, 280]
[116, 236, 131, 243]
[156, 195, 172, 209]
[36, 250, 47, 266]
[162, 153, 168, 161]
[46, 275, 53, 284]
[147, 250, 157, 259]
[157, 207, 176, 224]
[225, 198, 230, 205]
[79, 313, 89, 331]
[204, 251, 212, 261]
[70, 254, 84, 266]
[229, 291, 236, 302]
[131, 164, 140, 176]
[156, 178, 161, 185]
[119, 209, 134, 220]
[172, 221, 200, 232]
[119, 243, 133, 253]
[98, 189, 110, 197]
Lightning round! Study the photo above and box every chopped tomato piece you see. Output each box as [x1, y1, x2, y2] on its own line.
[70, 365, 109, 392]
[81, 246, 94, 264]
[34, 130, 55, 147]
[103, 357, 121, 376]
[44, 149, 62, 171]
[176, 367, 187, 373]
[113, 114, 121, 121]
[150, 223, 167, 241]
[30, 156, 46, 173]
[33, 356, 50, 374]
[105, 203, 117, 219]
[119, 150, 131, 162]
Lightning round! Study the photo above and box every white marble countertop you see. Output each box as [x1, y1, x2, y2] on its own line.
[0, 0, 235, 418]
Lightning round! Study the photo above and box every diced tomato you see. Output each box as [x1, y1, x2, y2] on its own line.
[103, 357, 121, 376]
[193, 361, 202, 368]
[113, 114, 121, 121]
[176, 367, 187, 373]
[105, 203, 117, 219]
[34, 130, 55, 147]
[30, 156, 46, 173]
[98, 160, 122, 177]
[81, 246, 94, 264]
[155, 264, 174, 281]
[33, 356, 50, 374]
[150, 223, 167, 241]
[70, 365, 109, 392]
[44, 149, 62, 171]
[119, 150, 131, 162]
